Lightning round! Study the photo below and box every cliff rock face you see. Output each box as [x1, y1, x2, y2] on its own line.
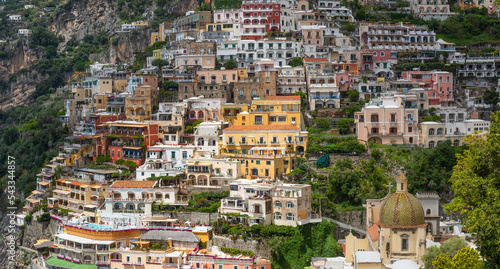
[108, 31, 151, 63]
[0, 41, 42, 80]
[49, 0, 122, 47]
[0, 41, 46, 110]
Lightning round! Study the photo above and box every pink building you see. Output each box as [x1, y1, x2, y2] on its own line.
[197, 69, 239, 84]
[301, 25, 325, 48]
[354, 96, 419, 145]
[363, 49, 396, 78]
[336, 72, 350, 92]
[401, 70, 453, 107]
[214, 9, 243, 23]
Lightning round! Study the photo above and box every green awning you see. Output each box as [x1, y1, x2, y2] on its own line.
[45, 256, 97, 269]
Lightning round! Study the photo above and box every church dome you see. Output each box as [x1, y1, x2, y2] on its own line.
[379, 174, 425, 227]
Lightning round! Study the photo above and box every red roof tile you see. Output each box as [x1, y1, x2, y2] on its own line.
[367, 223, 380, 242]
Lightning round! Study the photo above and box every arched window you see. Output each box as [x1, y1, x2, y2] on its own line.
[453, 140, 460, 147]
[426, 209, 431, 215]
[274, 201, 282, 208]
[437, 128, 444, 136]
[429, 141, 435, 148]
[437, 140, 443, 146]
[428, 128, 435, 136]
[286, 213, 295, 221]
[286, 202, 294, 208]
[274, 212, 282, 219]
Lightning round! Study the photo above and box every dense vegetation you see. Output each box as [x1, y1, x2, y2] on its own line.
[447, 112, 500, 267]
[187, 191, 229, 213]
[268, 220, 343, 269]
[0, 96, 67, 202]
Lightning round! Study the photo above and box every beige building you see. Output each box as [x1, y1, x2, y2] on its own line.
[272, 184, 312, 226]
[125, 85, 159, 122]
[48, 179, 109, 213]
[220, 180, 312, 226]
[233, 71, 277, 104]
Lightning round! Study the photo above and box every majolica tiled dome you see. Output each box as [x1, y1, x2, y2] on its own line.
[379, 174, 425, 227]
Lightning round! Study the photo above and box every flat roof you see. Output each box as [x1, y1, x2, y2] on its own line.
[45, 256, 97, 269]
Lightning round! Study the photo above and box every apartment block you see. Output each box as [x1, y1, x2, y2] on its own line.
[354, 96, 419, 145]
[93, 121, 160, 166]
[359, 22, 437, 50]
[241, 0, 281, 40]
[48, 179, 108, 212]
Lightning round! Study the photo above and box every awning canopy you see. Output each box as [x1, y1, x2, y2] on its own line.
[55, 233, 115, 245]
[54, 190, 70, 195]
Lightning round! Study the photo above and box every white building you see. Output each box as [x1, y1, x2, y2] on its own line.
[121, 23, 138, 32]
[194, 121, 225, 155]
[220, 179, 274, 225]
[236, 38, 301, 68]
[104, 180, 177, 216]
[276, 65, 307, 95]
[136, 144, 195, 180]
[18, 29, 32, 37]
[8, 15, 22, 22]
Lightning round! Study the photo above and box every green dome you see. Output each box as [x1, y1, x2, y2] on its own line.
[380, 192, 425, 227]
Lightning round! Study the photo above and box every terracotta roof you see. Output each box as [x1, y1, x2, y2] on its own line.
[69, 182, 84, 186]
[110, 180, 157, 188]
[264, 96, 301, 101]
[223, 125, 299, 131]
[367, 223, 380, 242]
[303, 58, 329, 62]
[56, 179, 66, 182]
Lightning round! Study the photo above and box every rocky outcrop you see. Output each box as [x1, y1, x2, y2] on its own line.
[108, 30, 151, 63]
[21, 219, 60, 249]
[0, 40, 48, 109]
[49, 0, 122, 47]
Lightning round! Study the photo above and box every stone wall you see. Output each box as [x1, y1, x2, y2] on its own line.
[211, 235, 272, 259]
[335, 210, 366, 231]
[152, 211, 220, 225]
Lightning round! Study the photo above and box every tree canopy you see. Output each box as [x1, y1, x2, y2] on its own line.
[433, 248, 482, 269]
[422, 237, 468, 269]
[447, 112, 500, 266]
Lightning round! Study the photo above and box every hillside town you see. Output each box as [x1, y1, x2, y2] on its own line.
[2, 0, 500, 268]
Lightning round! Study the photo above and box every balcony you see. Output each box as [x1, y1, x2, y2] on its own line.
[270, 140, 279, 144]
[257, 141, 266, 144]
[239, 141, 248, 145]
[227, 141, 235, 145]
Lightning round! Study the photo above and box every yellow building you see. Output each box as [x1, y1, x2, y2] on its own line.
[220, 124, 307, 179]
[125, 85, 159, 122]
[48, 179, 109, 212]
[221, 103, 249, 125]
[242, 96, 304, 130]
[133, 20, 149, 27]
[150, 22, 166, 45]
[219, 96, 308, 179]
